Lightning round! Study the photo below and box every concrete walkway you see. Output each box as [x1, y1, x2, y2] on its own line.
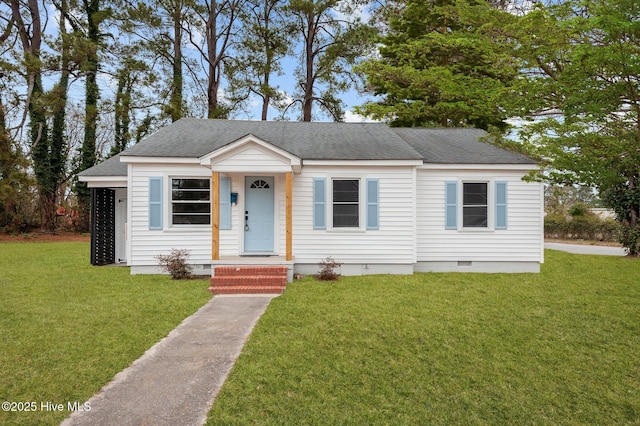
[545, 242, 627, 256]
[62, 294, 278, 426]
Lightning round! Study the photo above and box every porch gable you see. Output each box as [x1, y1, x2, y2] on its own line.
[199, 134, 302, 173]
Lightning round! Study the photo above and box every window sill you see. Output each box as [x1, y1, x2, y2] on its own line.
[164, 226, 211, 232]
[458, 227, 495, 233]
[326, 228, 367, 233]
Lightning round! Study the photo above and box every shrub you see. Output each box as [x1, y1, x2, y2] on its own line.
[156, 249, 193, 280]
[317, 256, 342, 281]
[545, 214, 621, 242]
[544, 213, 567, 239]
[619, 224, 640, 256]
[568, 203, 589, 217]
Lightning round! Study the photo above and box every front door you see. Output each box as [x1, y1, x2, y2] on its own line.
[244, 176, 275, 252]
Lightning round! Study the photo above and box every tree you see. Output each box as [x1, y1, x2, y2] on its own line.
[226, 0, 292, 120]
[73, 0, 110, 232]
[122, 0, 189, 122]
[45, 0, 74, 232]
[355, 0, 520, 129]
[110, 55, 150, 156]
[187, 0, 244, 119]
[545, 184, 600, 216]
[512, 0, 640, 255]
[8, 0, 56, 231]
[285, 0, 376, 121]
[0, 94, 33, 232]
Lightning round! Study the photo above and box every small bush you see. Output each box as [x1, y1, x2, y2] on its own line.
[619, 224, 640, 256]
[156, 249, 193, 280]
[568, 203, 589, 217]
[317, 256, 342, 281]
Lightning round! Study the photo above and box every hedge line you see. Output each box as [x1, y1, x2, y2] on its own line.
[544, 214, 620, 242]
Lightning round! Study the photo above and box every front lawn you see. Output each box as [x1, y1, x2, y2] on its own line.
[208, 251, 640, 425]
[0, 242, 211, 426]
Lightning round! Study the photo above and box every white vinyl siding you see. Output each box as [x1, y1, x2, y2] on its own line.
[293, 165, 415, 265]
[130, 164, 212, 267]
[211, 143, 292, 173]
[417, 168, 543, 262]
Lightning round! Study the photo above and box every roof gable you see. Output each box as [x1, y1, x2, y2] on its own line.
[200, 134, 302, 173]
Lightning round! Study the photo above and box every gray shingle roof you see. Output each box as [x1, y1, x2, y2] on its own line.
[392, 127, 537, 164]
[78, 153, 128, 177]
[79, 119, 535, 177]
[120, 118, 424, 160]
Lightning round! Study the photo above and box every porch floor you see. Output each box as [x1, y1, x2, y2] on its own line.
[213, 255, 292, 264]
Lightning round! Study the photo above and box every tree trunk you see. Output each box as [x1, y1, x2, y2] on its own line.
[302, 9, 315, 122]
[169, 0, 183, 122]
[11, 0, 53, 231]
[47, 0, 71, 232]
[77, 0, 101, 233]
[207, 0, 220, 118]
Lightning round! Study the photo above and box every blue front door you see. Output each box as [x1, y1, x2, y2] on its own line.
[244, 176, 275, 252]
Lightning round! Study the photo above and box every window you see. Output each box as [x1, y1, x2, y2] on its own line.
[332, 179, 359, 228]
[250, 179, 270, 189]
[171, 178, 210, 225]
[462, 182, 487, 227]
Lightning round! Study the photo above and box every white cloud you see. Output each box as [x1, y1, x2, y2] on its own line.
[344, 110, 378, 123]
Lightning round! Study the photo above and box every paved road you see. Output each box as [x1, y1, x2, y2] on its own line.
[62, 294, 278, 426]
[545, 242, 627, 256]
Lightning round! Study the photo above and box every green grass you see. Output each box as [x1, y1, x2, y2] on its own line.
[208, 251, 640, 425]
[0, 242, 211, 426]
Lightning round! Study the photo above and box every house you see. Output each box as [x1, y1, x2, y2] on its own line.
[79, 119, 543, 291]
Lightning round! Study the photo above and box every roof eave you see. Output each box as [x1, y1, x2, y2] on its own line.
[418, 163, 538, 170]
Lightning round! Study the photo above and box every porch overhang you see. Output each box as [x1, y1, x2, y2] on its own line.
[77, 175, 128, 188]
[209, 136, 297, 262]
[199, 134, 302, 174]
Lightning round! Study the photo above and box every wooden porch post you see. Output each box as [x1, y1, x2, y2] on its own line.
[212, 171, 219, 260]
[286, 172, 293, 261]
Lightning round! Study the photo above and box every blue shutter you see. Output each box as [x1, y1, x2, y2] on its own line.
[220, 177, 231, 230]
[495, 181, 507, 229]
[445, 181, 458, 230]
[313, 178, 326, 229]
[149, 177, 163, 230]
[366, 178, 379, 230]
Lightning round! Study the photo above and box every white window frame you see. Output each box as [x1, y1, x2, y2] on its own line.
[329, 177, 364, 231]
[170, 177, 211, 227]
[462, 181, 489, 229]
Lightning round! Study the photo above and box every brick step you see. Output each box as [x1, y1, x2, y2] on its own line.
[214, 266, 288, 277]
[210, 265, 288, 295]
[208, 285, 286, 295]
[210, 276, 287, 287]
